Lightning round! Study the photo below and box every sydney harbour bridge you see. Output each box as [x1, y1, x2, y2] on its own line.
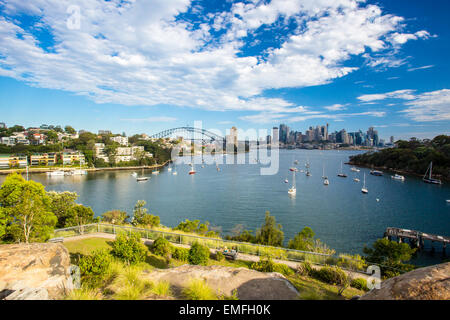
[149, 126, 226, 144]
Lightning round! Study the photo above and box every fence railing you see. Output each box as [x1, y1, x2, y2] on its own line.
[54, 223, 405, 275]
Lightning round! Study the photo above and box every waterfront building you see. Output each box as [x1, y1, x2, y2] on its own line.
[279, 124, 289, 144]
[94, 143, 109, 162]
[62, 151, 85, 165]
[30, 153, 58, 166]
[272, 127, 279, 145]
[115, 146, 147, 162]
[0, 155, 27, 168]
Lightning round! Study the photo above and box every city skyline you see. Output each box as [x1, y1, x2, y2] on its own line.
[1, 0, 449, 140]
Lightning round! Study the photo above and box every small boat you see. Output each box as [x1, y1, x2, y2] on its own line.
[337, 162, 347, 178]
[152, 170, 160, 175]
[350, 167, 360, 172]
[189, 162, 196, 175]
[361, 173, 368, 194]
[446, 200, 450, 203]
[131, 172, 138, 177]
[294, 160, 299, 165]
[284, 179, 289, 183]
[167, 167, 172, 172]
[72, 169, 87, 175]
[376, 198, 380, 202]
[391, 173, 405, 181]
[370, 170, 383, 176]
[288, 170, 296, 195]
[172, 171, 178, 175]
[323, 178, 329, 185]
[423, 162, 442, 185]
[306, 169, 311, 177]
[353, 178, 360, 182]
[136, 177, 148, 182]
[47, 170, 65, 177]
[322, 165, 328, 179]
[289, 167, 298, 172]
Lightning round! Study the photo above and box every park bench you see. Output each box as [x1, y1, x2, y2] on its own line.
[217, 248, 238, 260]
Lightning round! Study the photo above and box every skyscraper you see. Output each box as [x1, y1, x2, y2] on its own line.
[272, 127, 279, 145]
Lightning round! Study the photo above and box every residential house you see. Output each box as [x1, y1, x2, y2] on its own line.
[111, 135, 128, 146]
[30, 153, 58, 166]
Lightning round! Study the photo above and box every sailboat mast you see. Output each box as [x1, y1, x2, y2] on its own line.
[429, 161, 433, 179]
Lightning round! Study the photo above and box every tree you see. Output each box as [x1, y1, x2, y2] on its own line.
[288, 227, 315, 251]
[65, 204, 97, 234]
[0, 173, 57, 243]
[363, 238, 416, 278]
[0, 207, 6, 239]
[64, 125, 76, 135]
[47, 191, 78, 227]
[111, 233, 147, 265]
[101, 210, 129, 225]
[131, 200, 159, 227]
[255, 211, 284, 247]
[46, 130, 59, 143]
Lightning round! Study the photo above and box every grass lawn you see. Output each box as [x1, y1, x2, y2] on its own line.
[288, 275, 364, 300]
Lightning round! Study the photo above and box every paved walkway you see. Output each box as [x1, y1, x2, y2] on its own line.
[63, 232, 371, 280]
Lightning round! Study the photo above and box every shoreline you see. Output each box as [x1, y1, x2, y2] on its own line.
[0, 160, 171, 175]
[346, 161, 449, 182]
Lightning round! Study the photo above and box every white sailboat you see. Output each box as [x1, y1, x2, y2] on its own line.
[322, 164, 328, 179]
[288, 170, 296, 195]
[323, 178, 329, 185]
[337, 161, 347, 178]
[136, 167, 148, 181]
[72, 153, 87, 175]
[422, 162, 442, 184]
[361, 173, 368, 194]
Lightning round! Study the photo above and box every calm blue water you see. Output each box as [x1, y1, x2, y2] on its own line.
[3, 149, 449, 266]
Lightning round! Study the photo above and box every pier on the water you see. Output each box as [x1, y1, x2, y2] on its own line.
[384, 227, 450, 252]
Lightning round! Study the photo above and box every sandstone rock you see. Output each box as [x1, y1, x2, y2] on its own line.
[143, 265, 299, 300]
[360, 262, 450, 300]
[0, 243, 74, 300]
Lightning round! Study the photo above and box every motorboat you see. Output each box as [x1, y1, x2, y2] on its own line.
[391, 173, 405, 181]
[350, 167, 360, 172]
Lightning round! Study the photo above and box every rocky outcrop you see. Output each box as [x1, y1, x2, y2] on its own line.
[144, 265, 299, 300]
[0, 243, 74, 300]
[360, 262, 450, 300]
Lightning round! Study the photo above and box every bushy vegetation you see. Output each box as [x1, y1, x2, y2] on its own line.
[101, 210, 129, 225]
[350, 278, 368, 291]
[214, 251, 225, 261]
[111, 233, 147, 265]
[313, 266, 348, 286]
[78, 249, 112, 277]
[175, 219, 218, 237]
[172, 247, 190, 262]
[188, 242, 210, 265]
[132, 200, 160, 228]
[363, 238, 416, 278]
[151, 237, 172, 258]
[349, 135, 450, 181]
[182, 278, 217, 300]
[288, 227, 334, 255]
[250, 256, 294, 276]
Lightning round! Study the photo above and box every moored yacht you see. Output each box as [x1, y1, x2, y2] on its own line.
[423, 162, 442, 185]
[391, 173, 405, 181]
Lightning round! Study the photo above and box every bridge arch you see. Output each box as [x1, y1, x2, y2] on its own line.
[149, 127, 224, 142]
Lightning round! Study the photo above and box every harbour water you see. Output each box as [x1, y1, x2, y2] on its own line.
[3, 149, 449, 266]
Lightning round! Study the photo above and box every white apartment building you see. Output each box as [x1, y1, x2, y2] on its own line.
[111, 136, 128, 146]
[94, 143, 109, 162]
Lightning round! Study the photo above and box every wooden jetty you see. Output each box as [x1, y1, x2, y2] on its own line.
[384, 227, 450, 251]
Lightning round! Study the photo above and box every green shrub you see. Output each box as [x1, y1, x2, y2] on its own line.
[111, 233, 147, 264]
[151, 237, 172, 258]
[351, 278, 369, 291]
[188, 242, 210, 265]
[297, 261, 313, 276]
[172, 247, 190, 261]
[182, 278, 217, 300]
[313, 266, 348, 285]
[273, 263, 295, 276]
[78, 249, 111, 277]
[250, 256, 276, 273]
[214, 251, 225, 261]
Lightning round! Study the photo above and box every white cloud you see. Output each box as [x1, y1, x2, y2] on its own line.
[0, 0, 432, 114]
[401, 89, 450, 121]
[407, 65, 434, 72]
[324, 104, 347, 111]
[357, 89, 416, 102]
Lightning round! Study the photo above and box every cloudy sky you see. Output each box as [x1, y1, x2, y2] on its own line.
[0, 0, 449, 140]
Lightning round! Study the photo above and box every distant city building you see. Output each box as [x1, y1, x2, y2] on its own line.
[98, 130, 112, 135]
[226, 126, 238, 147]
[272, 127, 279, 145]
[390, 136, 394, 144]
[0, 122, 6, 129]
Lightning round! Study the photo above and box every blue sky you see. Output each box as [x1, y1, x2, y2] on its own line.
[0, 0, 449, 140]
